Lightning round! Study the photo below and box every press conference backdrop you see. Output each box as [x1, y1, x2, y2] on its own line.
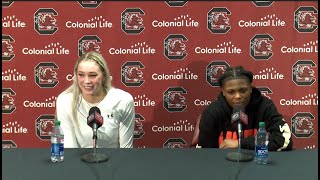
[2, 1, 318, 149]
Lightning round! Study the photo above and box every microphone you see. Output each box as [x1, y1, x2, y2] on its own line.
[81, 106, 108, 163]
[226, 105, 253, 162]
[87, 107, 103, 139]
[231, 105, 248, 141]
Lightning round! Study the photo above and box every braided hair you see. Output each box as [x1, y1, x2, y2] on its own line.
[218, 66, 253, 87]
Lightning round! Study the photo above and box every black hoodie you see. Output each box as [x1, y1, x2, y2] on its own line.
[198, 87, 293, 151]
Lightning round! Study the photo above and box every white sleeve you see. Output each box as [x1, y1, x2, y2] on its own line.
[118, 95, 135, 148]
[56, 95, 79, 148]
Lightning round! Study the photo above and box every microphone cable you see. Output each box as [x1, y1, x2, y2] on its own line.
[93, 138, 102, 180]
[76, 104, 103, 180]
[78, 141, 103, 180]
[230, 138, 241, 180]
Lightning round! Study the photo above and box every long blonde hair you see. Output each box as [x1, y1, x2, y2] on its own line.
[62, 51, 112, 130]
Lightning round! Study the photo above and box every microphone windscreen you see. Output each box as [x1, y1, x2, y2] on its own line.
[89, 106, 101, 115]
[231, 104, 246, 125]
[240, 111, 248, 125]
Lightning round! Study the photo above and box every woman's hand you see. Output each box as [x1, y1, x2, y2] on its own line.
[219, 139, 238, 149]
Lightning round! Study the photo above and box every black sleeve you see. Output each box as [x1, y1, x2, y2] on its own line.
[198, 106, 220, 148]
[240, 99, 293, 151]
[264, 100, 293, 151]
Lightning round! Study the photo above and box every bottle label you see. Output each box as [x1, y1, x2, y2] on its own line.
[51, 143, 64, 156]
[255, 145, 268, 158]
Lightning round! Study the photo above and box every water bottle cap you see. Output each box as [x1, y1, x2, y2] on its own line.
[55, 121, 60, 126]
[259, 122, 265, 127]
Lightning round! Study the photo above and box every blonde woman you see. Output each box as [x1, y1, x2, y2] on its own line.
[56, 51, 135, 148]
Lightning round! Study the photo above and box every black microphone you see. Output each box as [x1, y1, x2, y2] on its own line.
[226, 105, 253, 163]
[87, 107, 104, 139]
[231, 105, 248, 140]
[81, 106, 108, 163]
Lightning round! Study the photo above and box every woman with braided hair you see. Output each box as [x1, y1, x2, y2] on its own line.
[198, 66, 293, 151]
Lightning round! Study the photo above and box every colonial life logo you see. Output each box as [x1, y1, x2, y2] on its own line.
[22, 42, 70, 55]
[23, 96, 56, 108]
[253, 67, 284, 80]
[195, 41, 242, 54]
[2, 15, 26, 28]
[238, 13, 285, 27]
[66, 15, 112, 29]
[134, 94, 156, 107]
[66, 73, 74, 82]
[152, 119, 194, 133]
[152, 14, 199, 28]
[2, 121, 28, 134]
[280, 93, 318, 106]
[152, 67, 198, 81]
[304, 145, 317, 149]
[109, 42, 155, 55]
[194, 98, 212, 106]
[281, 40, 318, 54]
[2, 69, 27, 82]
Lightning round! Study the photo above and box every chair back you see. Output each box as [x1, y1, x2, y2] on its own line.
[190, 115, 201, 148]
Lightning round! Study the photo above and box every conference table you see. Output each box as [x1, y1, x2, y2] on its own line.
[2, 148, 318, 180]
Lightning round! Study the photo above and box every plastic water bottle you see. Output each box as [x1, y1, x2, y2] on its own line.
[255, 122, 268, 165]
[51, 120, 64, 163]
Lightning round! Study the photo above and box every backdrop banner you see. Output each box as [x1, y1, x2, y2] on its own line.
[2, 1, 318, 149]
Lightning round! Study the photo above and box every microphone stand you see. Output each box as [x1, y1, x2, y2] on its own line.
[226, 122, 254, 162]
[237, 135, 241, 156]
[93, 138, 97, 156]
[81, 127, 109, 163]
[237, 122, 242, 155]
